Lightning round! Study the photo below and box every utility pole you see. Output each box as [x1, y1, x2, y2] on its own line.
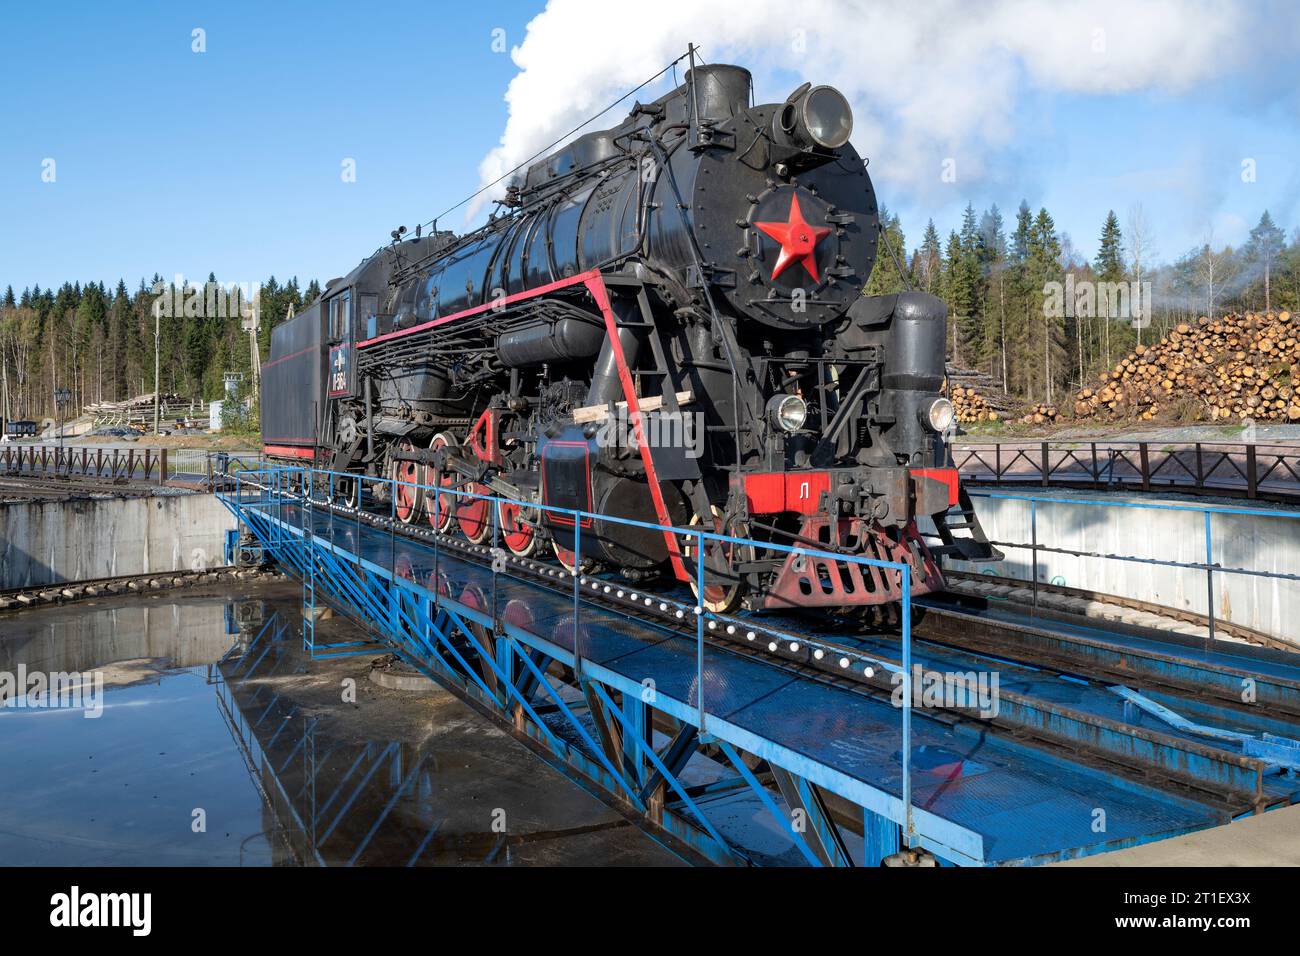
[153, 302, 161, 434]
[55, 387, 70, 463]
[2, 350, 9, 430]
[246, 298, 264, 406]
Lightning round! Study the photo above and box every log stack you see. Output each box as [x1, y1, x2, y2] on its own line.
[951, 385, 1000, 423]
[1020, 402, 1059, 425]
[1073, 311, 1299, 423]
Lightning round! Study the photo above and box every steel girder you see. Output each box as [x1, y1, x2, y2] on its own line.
[220, 481, 960, 867]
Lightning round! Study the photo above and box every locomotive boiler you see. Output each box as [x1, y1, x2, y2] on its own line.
[261, 62, 999, 614]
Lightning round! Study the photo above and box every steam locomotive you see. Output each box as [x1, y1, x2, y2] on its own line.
[261, 63, 998, 614]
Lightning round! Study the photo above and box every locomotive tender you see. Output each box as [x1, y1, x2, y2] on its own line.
[261, 63, 998, 614]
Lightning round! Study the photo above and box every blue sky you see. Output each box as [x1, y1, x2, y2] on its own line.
[3, 0, 1298, 293]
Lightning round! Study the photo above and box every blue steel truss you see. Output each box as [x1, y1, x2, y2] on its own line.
[213, 617, 439, 867]
[218, 465, 1256, 866]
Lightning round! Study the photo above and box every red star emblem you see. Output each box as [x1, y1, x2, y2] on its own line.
[753, 195, 831, 282]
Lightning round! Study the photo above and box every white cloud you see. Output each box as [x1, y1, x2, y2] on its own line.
[472, 0, 1269, 219]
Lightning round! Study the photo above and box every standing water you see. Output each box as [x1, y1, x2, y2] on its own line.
[0, 584, 681, 866]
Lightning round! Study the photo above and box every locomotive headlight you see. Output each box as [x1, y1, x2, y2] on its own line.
[801, 86, 853, 148]
[923, 397, 955, 433]
[781, 85, 854, 150]
[767, 394, 808, 433]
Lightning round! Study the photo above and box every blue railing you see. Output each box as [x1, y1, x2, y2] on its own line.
[227, 463, 922, 848]
[963, 490, 1300, 643]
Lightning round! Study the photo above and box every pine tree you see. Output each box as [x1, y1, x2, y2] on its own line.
[979, 205, 1009, 386]
[866, 208, 911, 295]
[258, 276, 282, 359]
[941, 230, 965, 363]
[1243, 210, 1285, 311]
[73, 284, 107, 405]
[954, 204, 985, 369]
[916, 220, 942, 295]
[1010, 201, 1033, 265]
[1093, 210, 1125, 368]
[1030, 208, 1066, 404]
[106, 280, 132, 400]
[1095, 210, 1124, 279]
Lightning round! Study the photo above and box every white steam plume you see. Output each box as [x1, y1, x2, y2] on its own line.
[472, 0, 1259, 220]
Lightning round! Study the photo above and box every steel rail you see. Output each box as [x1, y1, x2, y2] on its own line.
[269, 477, 1286, 707]
[941, 568, 1295, 653]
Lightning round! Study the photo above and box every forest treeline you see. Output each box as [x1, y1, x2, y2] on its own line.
[2, 202, 1295, 421]
[0, 275, 318, 421]
[867, 204, 1294, 405]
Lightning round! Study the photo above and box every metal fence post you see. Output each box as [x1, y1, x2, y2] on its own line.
[901, 563, 913, 847]
[1246, 444, 1258, 499]
[1205, 510, 1216, 643]
[1040, 442, 1049, 488]
[696, 529, 706, 735]
[492, 496, 500, 630]
[1030, 498, 1039, 607]
[572, 511, 582, 673]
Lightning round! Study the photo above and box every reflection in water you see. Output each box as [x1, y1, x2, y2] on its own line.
[0, 598, 274, 866]
[215, 615, 631, 866]
[0, 589, 663, 867]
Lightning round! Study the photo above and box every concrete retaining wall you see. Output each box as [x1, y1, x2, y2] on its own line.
[942, 489, 1300, 642]
[0, 597, 243, 674]
[0, 493, 237, 589]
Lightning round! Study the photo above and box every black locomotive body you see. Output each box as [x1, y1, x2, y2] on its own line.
[262, 63, 998, 613]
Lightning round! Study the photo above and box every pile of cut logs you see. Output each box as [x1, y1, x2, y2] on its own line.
[1019, 402, 1059, 425]
[951, 385, 1000, 423]
[1073, 311, 1300, 423]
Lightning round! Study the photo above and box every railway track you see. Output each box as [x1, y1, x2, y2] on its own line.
[0, 472, 156, 501]
[0, 565, 282, 610]
[292, 486, 1272, 695]
[260, 484, 1300, 815]
[942, 568, 1296, 653]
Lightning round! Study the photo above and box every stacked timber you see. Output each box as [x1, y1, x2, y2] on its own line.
[944, 366, 1019, 424]
[82, 392, 212, 431]
[1073, 311, 1300, 423]
[1020, 402, 1059, 425]
[951, 385, 1000, 423]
